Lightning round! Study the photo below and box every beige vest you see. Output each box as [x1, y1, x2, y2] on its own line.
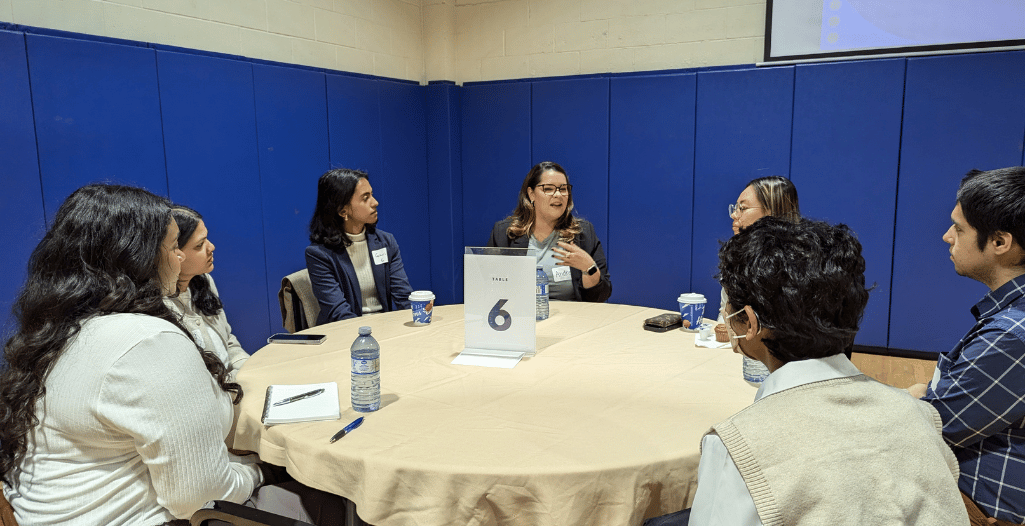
[710, 375, 969, 526]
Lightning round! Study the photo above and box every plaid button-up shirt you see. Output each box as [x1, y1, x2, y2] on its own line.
[925, 274, 1025, 523]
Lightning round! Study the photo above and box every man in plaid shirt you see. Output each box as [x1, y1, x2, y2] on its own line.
[910, 166, 1025, 525]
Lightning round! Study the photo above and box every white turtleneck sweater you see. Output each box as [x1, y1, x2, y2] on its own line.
[345, 229, 383, 314]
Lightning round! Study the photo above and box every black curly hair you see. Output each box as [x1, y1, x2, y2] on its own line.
[717, 217, 870, 364]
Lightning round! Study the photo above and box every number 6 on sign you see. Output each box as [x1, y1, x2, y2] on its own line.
[463, 247, 536, 356]
[489, 299, 512, 331]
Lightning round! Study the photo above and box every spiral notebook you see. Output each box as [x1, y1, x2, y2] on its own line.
[261, 382, 340, 425]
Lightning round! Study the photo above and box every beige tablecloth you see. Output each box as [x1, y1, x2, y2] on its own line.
[232, 302, 757, 526]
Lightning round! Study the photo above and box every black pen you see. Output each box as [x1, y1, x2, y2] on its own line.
[330, 417, 364, 443]
[272, 388, 325, 407]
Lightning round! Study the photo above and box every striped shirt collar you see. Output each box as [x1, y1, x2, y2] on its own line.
[973, 274, 1025, 319]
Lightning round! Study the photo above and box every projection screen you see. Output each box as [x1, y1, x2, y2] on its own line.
[765, 0, 1025, 63]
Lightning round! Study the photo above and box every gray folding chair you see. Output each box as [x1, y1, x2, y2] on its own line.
[278, 269, 321, 333]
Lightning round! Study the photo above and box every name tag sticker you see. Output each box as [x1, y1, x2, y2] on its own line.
[372, 248, 388, 265]
[552, 266, 571, 282]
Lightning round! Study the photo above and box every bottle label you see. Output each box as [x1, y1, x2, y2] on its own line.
[536, 283, 547, 295]
[352, 358, 379, 374]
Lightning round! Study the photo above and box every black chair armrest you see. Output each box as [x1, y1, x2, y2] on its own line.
[189, 500, 314, 526]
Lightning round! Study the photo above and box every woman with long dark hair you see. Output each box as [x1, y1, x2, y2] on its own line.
[306, 168, 413, 325]
[166, 205, 248, 381]
[486, 161, 612, 302]
[0, 185, 260, 525]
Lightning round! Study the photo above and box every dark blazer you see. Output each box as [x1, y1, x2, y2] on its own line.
[305, 227, 413, 325]
[486, 217, 612, 303]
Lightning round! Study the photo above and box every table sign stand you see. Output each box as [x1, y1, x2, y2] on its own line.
[455, 247, 537, 368]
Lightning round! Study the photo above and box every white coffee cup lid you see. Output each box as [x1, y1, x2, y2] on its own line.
[678, 293, 707, 303]
[409, 290, 435, 302]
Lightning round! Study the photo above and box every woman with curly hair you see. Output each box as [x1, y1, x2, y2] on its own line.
[0, 185, 259, 525]
[486, 161, 612, 302]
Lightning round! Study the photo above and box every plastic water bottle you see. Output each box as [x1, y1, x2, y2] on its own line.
[536, 266, 549, 320]
[350, 326, 380, 412]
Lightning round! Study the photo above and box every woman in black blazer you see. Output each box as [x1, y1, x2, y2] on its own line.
[487, 161, 611, 302]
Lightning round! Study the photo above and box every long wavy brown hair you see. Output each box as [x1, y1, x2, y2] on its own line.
[0, 185, 241, 485]
[506, 161, 581, 242]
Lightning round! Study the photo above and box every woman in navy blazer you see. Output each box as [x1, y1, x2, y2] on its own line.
[305, 168, 412, 325]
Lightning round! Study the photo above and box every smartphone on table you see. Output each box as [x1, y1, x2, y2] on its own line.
[267, 333, 327, 345]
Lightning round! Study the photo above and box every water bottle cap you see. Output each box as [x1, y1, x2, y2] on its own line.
[358, 326, 372, 335]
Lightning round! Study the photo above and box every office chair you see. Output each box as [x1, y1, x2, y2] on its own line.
[278, 269, 320, 333]
[0, 494, 312, 526]
[190, 500, 314, 526]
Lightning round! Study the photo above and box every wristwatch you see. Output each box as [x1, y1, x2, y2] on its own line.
[586, 264, 599, 276]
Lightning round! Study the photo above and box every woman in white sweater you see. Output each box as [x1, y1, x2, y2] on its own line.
[0, 185, 260, 526]
[166, 206, 248, 382]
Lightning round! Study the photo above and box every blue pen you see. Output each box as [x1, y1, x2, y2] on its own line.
[329, 417, 364, 443]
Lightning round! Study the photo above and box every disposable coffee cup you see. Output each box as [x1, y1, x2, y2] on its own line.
[677, 293, 707, 330]
[409, 290, 435, 326]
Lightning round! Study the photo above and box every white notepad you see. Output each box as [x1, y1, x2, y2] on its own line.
[261, 382, 340, 425]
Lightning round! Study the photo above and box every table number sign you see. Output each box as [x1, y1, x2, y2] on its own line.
[459, 247, 536, 365]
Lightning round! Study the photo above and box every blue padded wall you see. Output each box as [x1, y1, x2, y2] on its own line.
[0, 30, 44, 344]
[890, 51, 1025, 354]
[693, 67, 795, 314]
[9, 22, 1025, 359]
[461, 82, 531, 248]
[156, 50, 270, 354]
[531, 79, 610, 249]
[791, 58, 906, 348]
[27, 34, 167, 213]
[253, 63, 329, 333]
[378, 80, 430, 294]
[427, 83, 463, 305]
[327, 74, 382, 179]
[609, 74, 697, 310]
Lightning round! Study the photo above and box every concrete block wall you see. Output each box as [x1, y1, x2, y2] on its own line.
[0, 0, 426, 82]
[452, 0, 765, 83]
[3, 0, 768, 85]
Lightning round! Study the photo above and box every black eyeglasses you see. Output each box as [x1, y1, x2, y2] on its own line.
[536, 184, 572, 196]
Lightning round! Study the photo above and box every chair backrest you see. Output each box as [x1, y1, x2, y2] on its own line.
[0, 487, 18, 526]
[278, 269, 320, 333]
[190, 500, 313, 526]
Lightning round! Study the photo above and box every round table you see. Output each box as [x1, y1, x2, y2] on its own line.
[232, 302, 757, 526]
